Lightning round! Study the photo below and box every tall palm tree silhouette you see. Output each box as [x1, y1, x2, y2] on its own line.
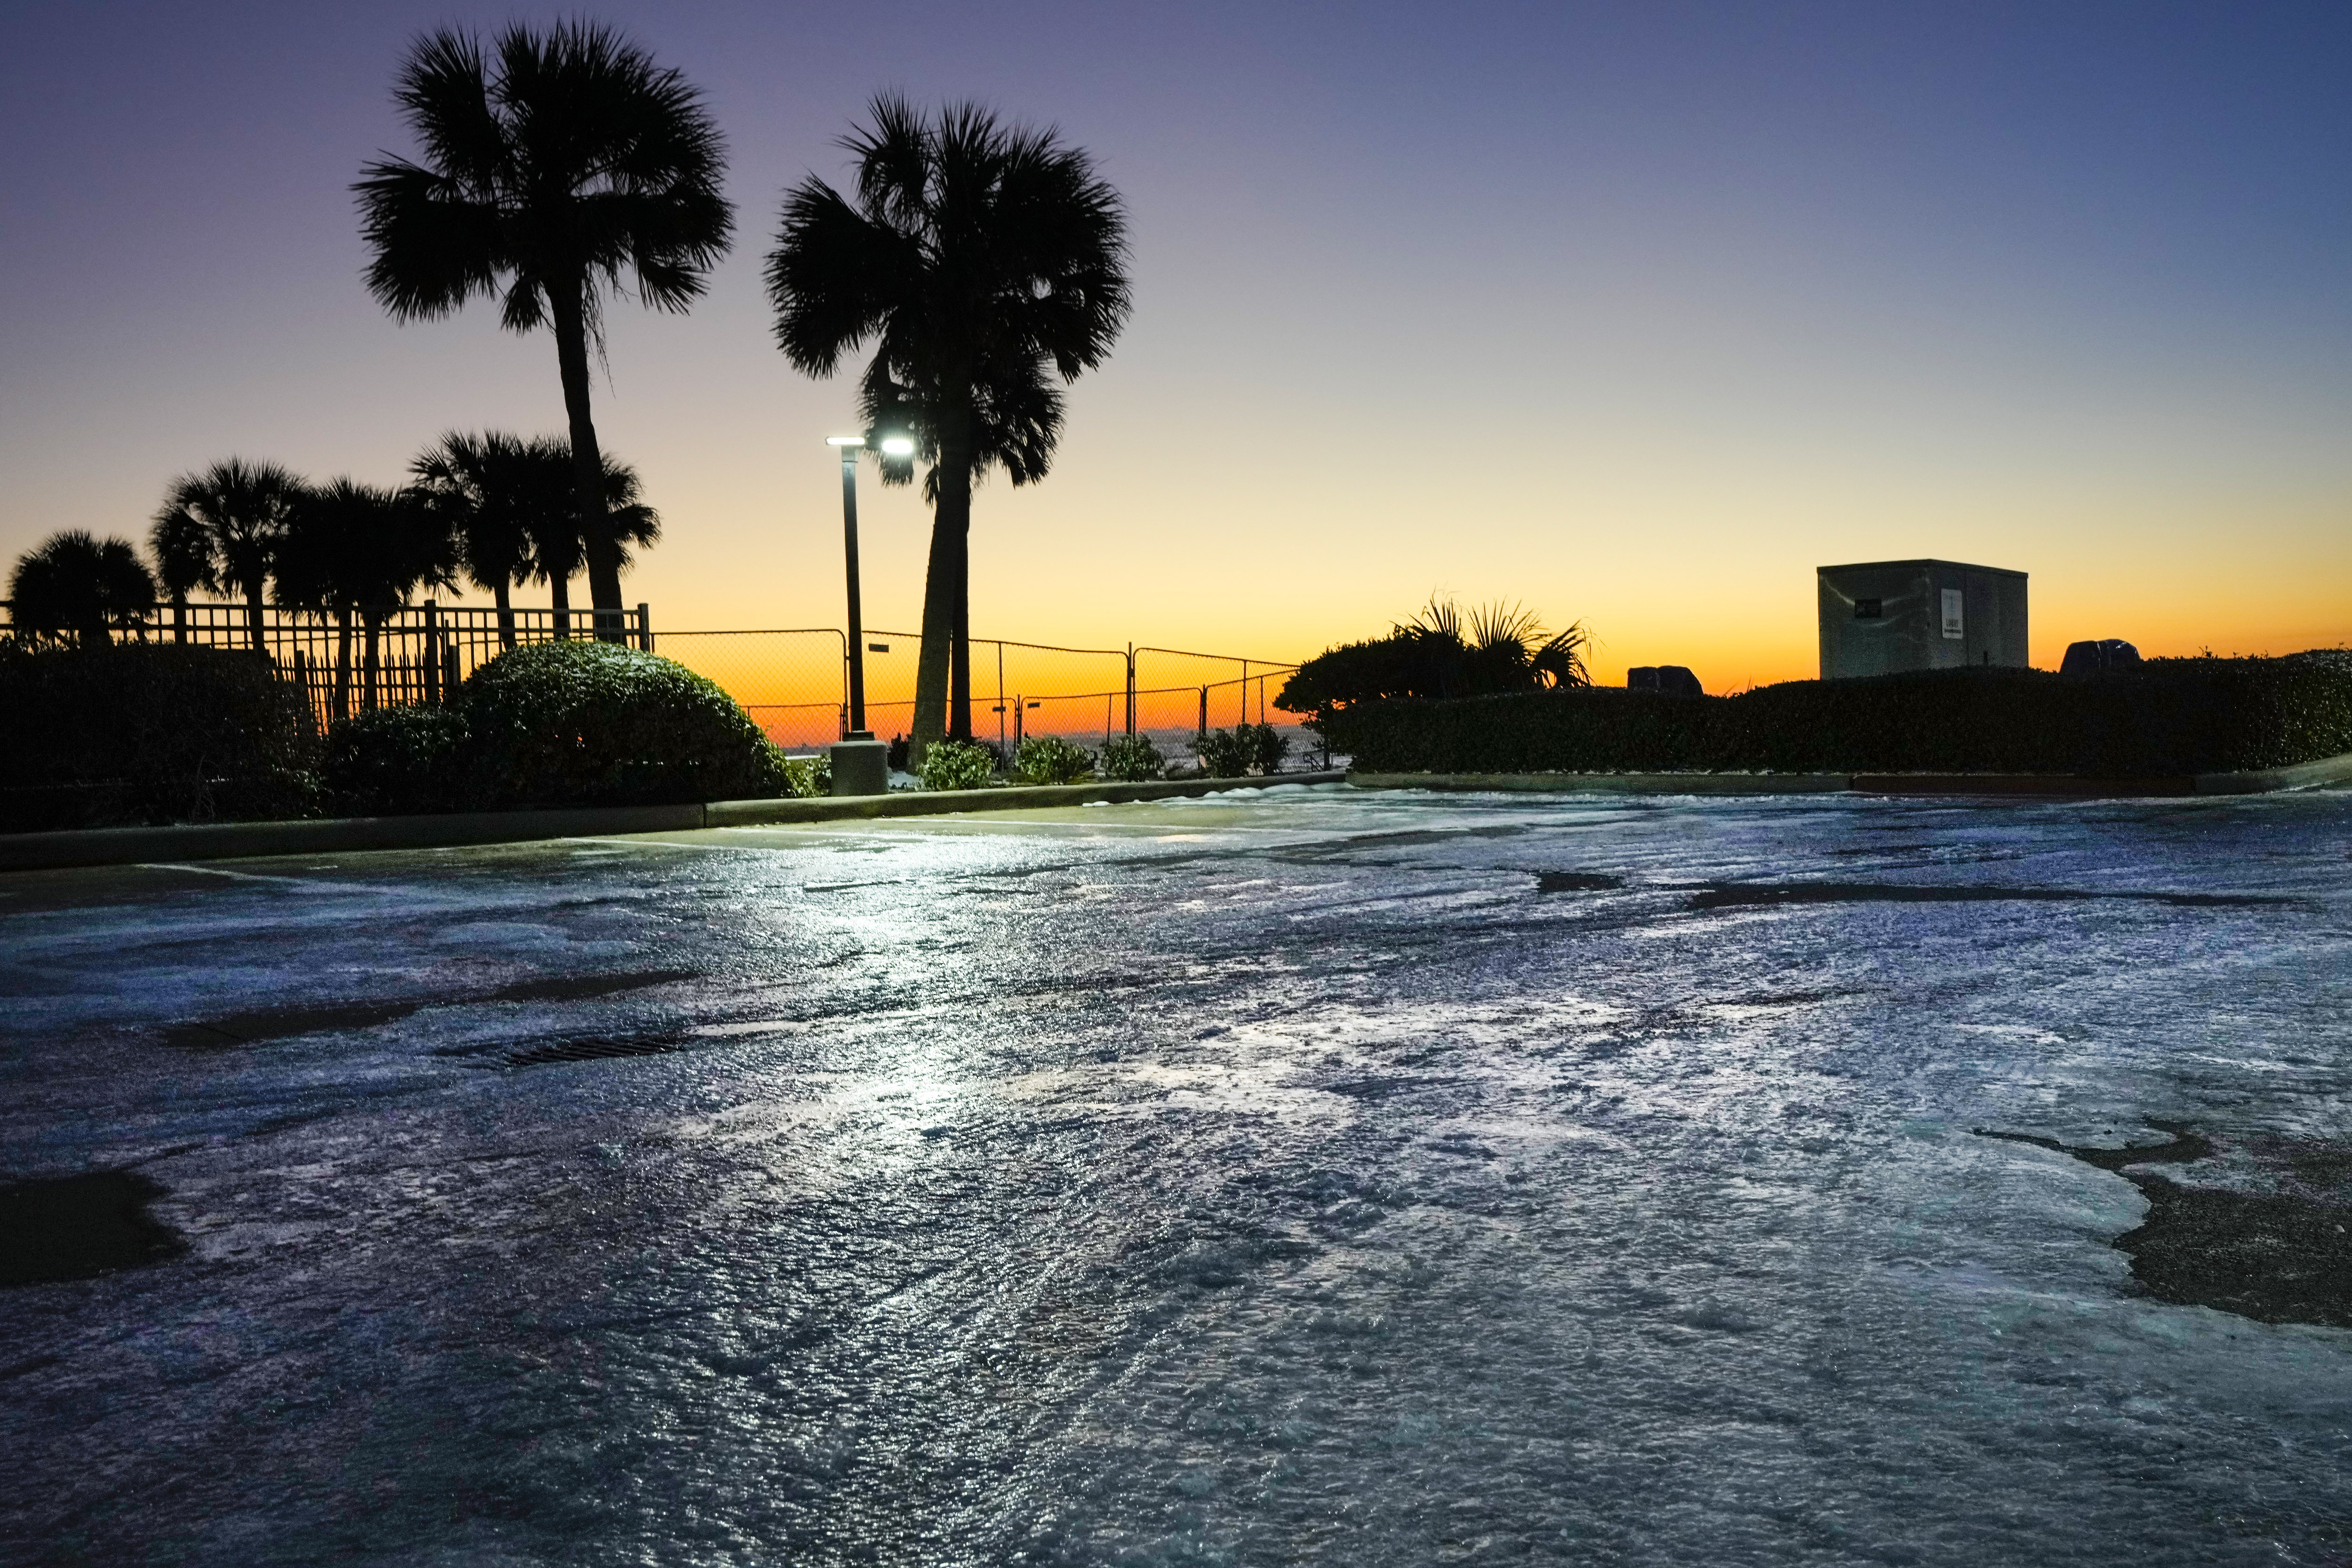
[355, 23, 727, 641]
[7, 532, 155, 646]
[277, 480, 458, 716]
[765, 97, 1130, 752]
[150, 459, 305, 652]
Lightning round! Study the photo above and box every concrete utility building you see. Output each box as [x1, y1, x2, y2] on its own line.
[1817, 559, 2028, 679]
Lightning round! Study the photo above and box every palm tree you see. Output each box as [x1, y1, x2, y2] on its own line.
[509, 436, 659, 639]
[148, 506, 210, 644]
[276, 480, 458, 716]
[8, 532, 155, 646]
[412, 431, 535, 648]
[151, 459, 305, 651]
[765, 97, 1130, 753]
[355, 22, 728, 642]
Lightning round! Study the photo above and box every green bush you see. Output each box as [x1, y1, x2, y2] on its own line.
[780, 754, 833, 798]
[920, 739, 1000, 791]
[321, 706, 469, 815]
[0, 642, 318, 831]
[1100, 732, 1165, 782]
[1248, 722, 1291, 775]
[1317, 653, 2352, 778]
[1196, 724, 1289, 778]
[456, 640, 788, 807]
[1013, 734, 1095, 784]
[1196, 727, 1254, 778]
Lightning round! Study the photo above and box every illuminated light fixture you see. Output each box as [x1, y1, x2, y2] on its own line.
[879, 436, 916, 456]
[826, 435, 864, 447]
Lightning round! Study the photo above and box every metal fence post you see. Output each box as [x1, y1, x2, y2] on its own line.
[1125, 646, 1136, 736]
[637, 603, 652, 652]
[422, 602, 441, 706]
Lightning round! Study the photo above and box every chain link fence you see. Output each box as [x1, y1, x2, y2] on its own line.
[3, 599, 1319, 763]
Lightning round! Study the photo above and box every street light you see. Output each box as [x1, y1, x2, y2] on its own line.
[825, 436, 888, 795]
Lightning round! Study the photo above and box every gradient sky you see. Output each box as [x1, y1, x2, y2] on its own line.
[3, 0, 2346, 689]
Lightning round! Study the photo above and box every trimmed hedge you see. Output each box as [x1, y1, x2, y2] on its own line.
[320, 706, 470, 816]
[439, 640, 787, 809]
[1316, 653, 2352, 778]
[0, 643, 319, 831]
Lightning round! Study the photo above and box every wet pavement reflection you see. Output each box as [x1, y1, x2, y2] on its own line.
[3, 782, 2350, 1565]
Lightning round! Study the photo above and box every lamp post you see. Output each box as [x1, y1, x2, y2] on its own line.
[824, 434, 914, 796]
[826, 436, 870, 734]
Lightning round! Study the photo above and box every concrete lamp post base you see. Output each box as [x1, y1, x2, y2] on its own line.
[829, 732, 889, 797]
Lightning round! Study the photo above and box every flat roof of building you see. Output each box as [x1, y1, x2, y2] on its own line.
[1817, 559, 2027, 579]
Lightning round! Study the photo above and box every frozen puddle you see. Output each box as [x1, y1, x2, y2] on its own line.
[2, 785, 2350, 1565]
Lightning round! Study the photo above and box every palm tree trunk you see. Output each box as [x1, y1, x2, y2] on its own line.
[949, 509, 972, 743]
[549, 573, 571, 640]
[244, 574, 269, 658]
[335, 610, 353, 724]
[363, 611, 382, 714]
[170, 592, 188, 645]
[494, 580, 516, 650]
[911, 449, 972, 759]
[550, 282, 626, 643]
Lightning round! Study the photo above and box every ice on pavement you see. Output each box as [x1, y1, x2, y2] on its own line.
[2, 783, 2350, 1566]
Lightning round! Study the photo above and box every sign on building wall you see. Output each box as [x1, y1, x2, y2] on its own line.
[1941, 589, 1965, 640]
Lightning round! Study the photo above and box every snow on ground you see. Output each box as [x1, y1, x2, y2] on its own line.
[2, 783, 2349, 1566]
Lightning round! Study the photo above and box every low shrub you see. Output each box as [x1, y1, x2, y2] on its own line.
[457, 640, 788, 807]
[1013, 734, 1095, 784]
[1100, 732, 1165, 782]
[321, 706, 469, 815]
[780, 754, 833, 798]
[1248, 723, 1291, 775]
[1197, 724, 1289, 778]
[0, 642, 318, 831]
[920, 739, 999, 791]
[1196, 728, 1254, 778]
[1315, 653, 2352, 778]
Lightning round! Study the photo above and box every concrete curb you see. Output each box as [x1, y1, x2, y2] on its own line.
[0, 772, 1350, 874]
[1350, 772, 1852, 795]
[702, 772, 1346, 827]
[1349, 752, 2352, 799]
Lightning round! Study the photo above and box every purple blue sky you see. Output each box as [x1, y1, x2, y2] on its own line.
[3, 1, 2346, 684]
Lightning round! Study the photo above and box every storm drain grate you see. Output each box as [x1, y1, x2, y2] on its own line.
[498, 1034, 689, 1069]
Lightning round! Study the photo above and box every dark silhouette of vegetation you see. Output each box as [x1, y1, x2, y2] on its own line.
[0, 641, 318, 831]
[1321, 653, 2352, 777]
[412, 432, 536, 648]
[7, 532, 155, 645]
[355, 21, 728, 641]
[410, 432, 657, 644]
[275, 479, 458, 716]
[765, 96, 1130, 757]
[1276, 599, 1589, 718]
[150, 459, 304, 650]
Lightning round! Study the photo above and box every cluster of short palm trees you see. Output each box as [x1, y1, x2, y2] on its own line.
[7, 435, 654, 674]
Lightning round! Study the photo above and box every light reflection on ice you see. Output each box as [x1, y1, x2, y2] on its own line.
[0, 785, 2348, 1564]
